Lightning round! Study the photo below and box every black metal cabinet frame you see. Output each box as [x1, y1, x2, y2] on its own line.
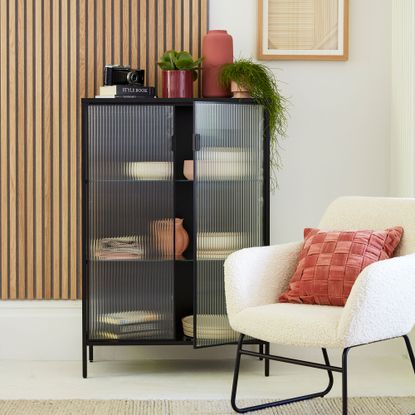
[81, 98, 270, 378]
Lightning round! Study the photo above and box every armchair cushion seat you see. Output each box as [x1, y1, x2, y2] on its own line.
[231, 303, 344, 348]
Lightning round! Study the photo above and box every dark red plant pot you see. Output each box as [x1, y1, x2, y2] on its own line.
[162, 70, 193, 98]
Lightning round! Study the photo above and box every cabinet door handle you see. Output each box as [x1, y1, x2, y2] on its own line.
[193, 134, 200, 151]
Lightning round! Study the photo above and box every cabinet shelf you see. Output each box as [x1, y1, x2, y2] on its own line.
[87, 258, 194, 263]
[86, 178, 262, 183]
[86, 179, 173, 183]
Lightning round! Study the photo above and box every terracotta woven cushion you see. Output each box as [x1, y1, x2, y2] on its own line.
[279, 227, 404, 306]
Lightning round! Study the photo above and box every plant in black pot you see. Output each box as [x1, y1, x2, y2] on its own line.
[158, 50, 203, 98]
[219, 59, 288, 187]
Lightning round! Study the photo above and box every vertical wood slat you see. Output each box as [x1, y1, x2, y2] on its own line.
[0, 0, 9, 299]
[105, 0, 113, 67]
[148, 0, 156, 88]
[34, 0, 43, 299]
[8, 0, 17, 299]
[192, 0, 199, 98]
[139, 0, 147, 76]
[61, 0, 69, 299]
[113, 0, 121, 64]
[87, 0, 95, 97]
[17, 0, 26, 299]
[130, 0, 139, 68]
[69, 0, 78, 299]
[157, 0, 165, 97]
[26, 0, 34, 299]
[200, 0, 207, 97]
[174, 0, 182, 51]
[96, 0, 104, 93]
[78, 0, 87, 299]
[0, 0, 208, 300]
[183, 0, 190, 52]
[122, 0, 130, 65]
[43, 0, 52, 299]
[165, 0, 173, 51]
[52, 0, 61, 299]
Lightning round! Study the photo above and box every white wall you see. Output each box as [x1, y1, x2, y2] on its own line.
[210, 0, 392, 243]
[390, 0, 415, 197]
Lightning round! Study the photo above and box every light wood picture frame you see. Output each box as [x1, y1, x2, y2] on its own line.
[258, 0, 349, 60]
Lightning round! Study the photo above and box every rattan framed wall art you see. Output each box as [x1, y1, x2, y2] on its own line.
[258, 0, 349, 60]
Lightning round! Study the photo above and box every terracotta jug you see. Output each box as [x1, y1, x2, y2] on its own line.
[202, 30, 233, 97]
[162, 70, 193, 98]
[152, 218, 189, 258]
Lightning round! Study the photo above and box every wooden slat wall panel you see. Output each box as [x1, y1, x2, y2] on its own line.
[0, 0, 208, 300]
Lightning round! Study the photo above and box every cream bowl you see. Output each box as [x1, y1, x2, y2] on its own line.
[126, 162, 173, 180]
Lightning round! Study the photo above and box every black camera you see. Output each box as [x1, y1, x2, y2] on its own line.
[104, 65, 145, 86]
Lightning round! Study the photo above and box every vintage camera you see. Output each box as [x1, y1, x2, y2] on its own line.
[104, 65, 145, 86]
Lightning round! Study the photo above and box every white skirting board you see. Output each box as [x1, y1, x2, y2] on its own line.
[0, 301, 413, 363]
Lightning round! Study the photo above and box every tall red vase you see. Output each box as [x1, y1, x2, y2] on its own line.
[162, 70, 193, 98]
[202, 30, 233, 98]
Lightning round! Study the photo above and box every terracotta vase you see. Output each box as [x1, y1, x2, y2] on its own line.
[152, 218, 189, 258]
[162, 70, 193, 98]
[231, 81, 251, 99]
[183, 160, 194, 180]
[202, 30, 233, 98]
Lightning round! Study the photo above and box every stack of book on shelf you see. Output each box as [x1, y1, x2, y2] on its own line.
[98, 311, 170, 340]
[92, 235, 145, 260]
[96, 84, 156, 99]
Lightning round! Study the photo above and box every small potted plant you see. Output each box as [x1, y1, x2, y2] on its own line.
[158, 50, 202, 98]
[219, 59, 287, 187]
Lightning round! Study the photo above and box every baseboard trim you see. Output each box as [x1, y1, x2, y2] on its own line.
[0, 301, 412, 362]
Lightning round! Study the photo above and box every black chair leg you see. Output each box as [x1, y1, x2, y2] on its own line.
[264, 342, 270, 377]
[231, 334, 335, 413]
[322, 348, 334, 396]
[403, 335, 415, 374]
[89, 345, 94, 363]
[342, 348, 351, 415]
[258, 343, 264, 361]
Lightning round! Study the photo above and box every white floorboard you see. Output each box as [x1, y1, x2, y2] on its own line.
[0, 355, 413, 400]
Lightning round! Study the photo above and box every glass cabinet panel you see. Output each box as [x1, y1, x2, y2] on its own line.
[193, 102, 264, 347]
[87, 104, 175, 341]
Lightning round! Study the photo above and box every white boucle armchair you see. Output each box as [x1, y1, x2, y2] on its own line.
[224, 197, 415, 414]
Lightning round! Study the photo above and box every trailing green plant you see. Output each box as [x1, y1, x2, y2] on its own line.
[158, 50, 203, 81]
[219, 59, 288, 188]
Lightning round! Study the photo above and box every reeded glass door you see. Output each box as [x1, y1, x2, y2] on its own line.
[87, 104, 175, 341]
[193, 102, 264, 347]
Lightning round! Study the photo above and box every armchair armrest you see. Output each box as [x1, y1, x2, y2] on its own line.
[224, 242, 302, 320]
[339, 254, 415, 347]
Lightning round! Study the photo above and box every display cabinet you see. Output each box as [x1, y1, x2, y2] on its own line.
[82, 98, 270, 377]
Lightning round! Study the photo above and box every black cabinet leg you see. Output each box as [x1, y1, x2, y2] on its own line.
[89, 345, 94, 363]
[82, 342, 88, 378]
[342, 348, 350, 415]
[265, 342, 270, 377]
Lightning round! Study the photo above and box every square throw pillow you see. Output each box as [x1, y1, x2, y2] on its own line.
[279, 227, 404, 306]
